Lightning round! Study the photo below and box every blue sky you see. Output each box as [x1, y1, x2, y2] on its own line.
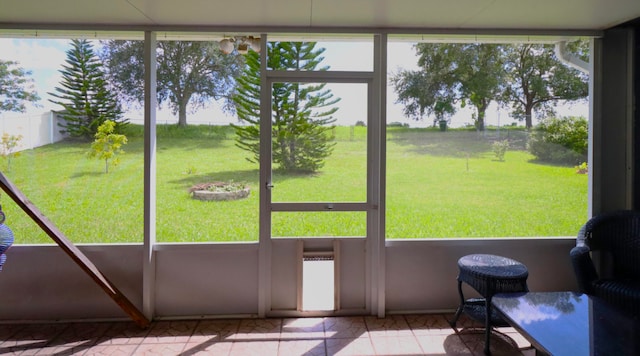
[0, 38, 588, 128]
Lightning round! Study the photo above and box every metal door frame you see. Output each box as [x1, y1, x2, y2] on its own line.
[257, 34, 386, 317]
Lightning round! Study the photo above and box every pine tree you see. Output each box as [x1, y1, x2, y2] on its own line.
[232, 42, 339, 173]
[49, 39, 127, 140]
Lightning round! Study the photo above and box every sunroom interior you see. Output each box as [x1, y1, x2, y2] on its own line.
[0, 0, 639, 326]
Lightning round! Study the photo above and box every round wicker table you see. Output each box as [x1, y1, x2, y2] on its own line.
[449, 254, 529, 355]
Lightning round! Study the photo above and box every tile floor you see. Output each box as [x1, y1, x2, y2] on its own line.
[0, 313, 537, 355]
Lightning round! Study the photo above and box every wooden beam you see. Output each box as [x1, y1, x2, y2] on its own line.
[0, 172, 150, 328]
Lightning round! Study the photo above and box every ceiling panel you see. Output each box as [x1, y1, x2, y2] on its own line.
[459, 0, 640, 30]
[126, 0, 314, 27]
[310, 0, 495, 28]
[1, 0, 153, 25]
[0, 0, 639, 34]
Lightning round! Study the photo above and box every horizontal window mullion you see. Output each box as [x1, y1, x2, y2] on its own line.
[270, 202, 369, 212]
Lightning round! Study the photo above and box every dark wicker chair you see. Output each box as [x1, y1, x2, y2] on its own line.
[570, 210, 640, 317]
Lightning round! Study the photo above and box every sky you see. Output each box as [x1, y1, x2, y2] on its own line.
[0, 38, 589, 128]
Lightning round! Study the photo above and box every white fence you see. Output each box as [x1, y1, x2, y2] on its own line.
[0, 111, 67, 152]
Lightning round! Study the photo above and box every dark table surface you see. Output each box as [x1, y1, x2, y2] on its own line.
[493, 291, 640, 355]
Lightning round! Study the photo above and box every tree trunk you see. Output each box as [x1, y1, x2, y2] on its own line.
[475, 100, 489, 131]
[178, 104, 187, 127]
[525, 105, 534, 129]
[476, 110, 485, 131]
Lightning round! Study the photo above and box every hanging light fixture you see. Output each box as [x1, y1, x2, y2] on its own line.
[218, 36, 261, 55]
[236, 41, 250, 55]
[248, 36, 261, 53]
[219, 38, 234, 54]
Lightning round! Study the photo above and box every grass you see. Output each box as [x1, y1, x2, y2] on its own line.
[385, 127, 587, 237]
[0, 125, 587, 244]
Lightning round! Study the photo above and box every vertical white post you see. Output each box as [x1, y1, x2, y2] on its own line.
[142, 31, 157, 320]
[258, 34, 271, 317]
[375, 33, 388, 318]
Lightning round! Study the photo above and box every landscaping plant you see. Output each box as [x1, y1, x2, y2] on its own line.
[88, 120, 128, 173]
[0, 133, 23, 172]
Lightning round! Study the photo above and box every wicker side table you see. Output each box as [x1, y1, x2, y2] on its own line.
[449, 254, 529, 355]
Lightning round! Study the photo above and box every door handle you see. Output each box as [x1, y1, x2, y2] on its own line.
[266, 182, 274, 190]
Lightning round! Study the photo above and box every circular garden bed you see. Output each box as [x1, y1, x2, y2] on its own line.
[190, 182, 250, 201]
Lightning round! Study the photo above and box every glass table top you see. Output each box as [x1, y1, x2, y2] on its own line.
[492, 291, 640, 355]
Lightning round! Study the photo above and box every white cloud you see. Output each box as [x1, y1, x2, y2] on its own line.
[0, 39, 71, 116]
[0, 39, 68, 70]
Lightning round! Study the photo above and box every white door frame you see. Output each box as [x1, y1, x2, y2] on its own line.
[257, 34, 386, 317]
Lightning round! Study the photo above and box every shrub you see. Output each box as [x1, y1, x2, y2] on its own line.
[87, 120, 128, 173]
[492, 140, 509, 161]
[575, 162, 588, 174]
[528, 116, 588, 164]
[0, 133, 23, 172]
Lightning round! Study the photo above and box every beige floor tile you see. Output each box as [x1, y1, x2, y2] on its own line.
[0, 324, 24, 343]
[143, 320, 197, 344]
[405, 314, 454, 336]
[0, 314, 537, 355]
[34, 344, 90, 355]
[189, 319, 240, 343]
[278, 339, 327, 356]
[497, 328, 531, 349]
[448, 313, 484, 329]
[415, 334, 449, 355]
[364, 315, 413, 337]
[17, 347, 41, 356]
[0, 342, 47, 355]
[520, 347, 538, 356]
[183, 340, 233, 355]
[1, 323, 68, 348]
[98, 322, 150, 345]
[231, 319, 282, 340]
[50, 322, 111, 347]
[230, 340, 279, 355]
[323, 317, 368, 339]
[452, 328, 522, 356]
[83, 344, 139, 356]
[370, 335, 424, 354]
[0, 349, 24, 356]
[281, 318, 325, 340]
[132, 342, 186, 355]
[325, 337, 375, 356]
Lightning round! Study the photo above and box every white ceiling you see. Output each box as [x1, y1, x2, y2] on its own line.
[0, 0, 639, 36]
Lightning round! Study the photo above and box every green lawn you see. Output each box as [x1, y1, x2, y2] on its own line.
[1, 125, 587, 244]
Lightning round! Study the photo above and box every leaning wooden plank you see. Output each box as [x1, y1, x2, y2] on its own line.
[0, 172, 150, 328]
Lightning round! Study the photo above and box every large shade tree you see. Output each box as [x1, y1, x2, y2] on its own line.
[0, 60, 40, 113]
[99, 40, 244, 126]
[391, 69, 456, 126]
[233, 42, 340, 173]
[49, 39, 126, 140]
[501, 42, 589, 129]
[392, 43, 504, 130]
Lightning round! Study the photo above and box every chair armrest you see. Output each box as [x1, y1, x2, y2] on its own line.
[570, 245, 598, 294]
